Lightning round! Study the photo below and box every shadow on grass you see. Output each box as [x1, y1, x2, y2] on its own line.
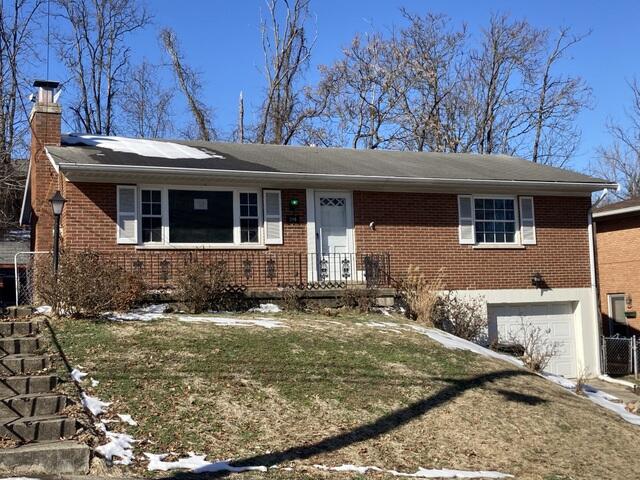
[166, 368, 542, 478]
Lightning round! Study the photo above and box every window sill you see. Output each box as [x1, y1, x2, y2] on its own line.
[135, 244, 269, 251]
[472, 244, 526, 250]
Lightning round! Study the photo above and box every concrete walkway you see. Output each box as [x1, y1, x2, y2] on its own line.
[588, 378, 640, 404]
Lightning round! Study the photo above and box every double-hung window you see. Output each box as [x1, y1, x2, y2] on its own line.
[474, 198, 516, 244]
[458, 195, 536, 246]
[128, 187, 277, 247]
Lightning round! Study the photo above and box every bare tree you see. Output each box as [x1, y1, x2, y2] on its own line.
[255, 0, 323, 145]
[593, 79, 640, 199]
[0, 0, 43, 233]
[470, 14, 543, 155]
[120, 61, 174, 138]
[55, 0, 150, 135]
[160, 27, 214, 141]
[319, 33, 405, 149]
[527, 28, 591, 166]
[395, 11, 467, 152]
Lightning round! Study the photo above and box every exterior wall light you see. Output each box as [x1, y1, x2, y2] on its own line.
[531, 272, 544, 289]
[289, 197, 300, 211]
[49, 190, 66, 273]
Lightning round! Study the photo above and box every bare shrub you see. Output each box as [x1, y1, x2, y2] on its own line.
[398, 266, 444, 325]
[280, 286, 305, 312]
[341, 287, 377, 313]
[574, 369, 588, 396]
[432, 292, 487, 342]
[510, 322, 560, 372]
[35, 251, 147, 317]
[175, 261, 231, 314]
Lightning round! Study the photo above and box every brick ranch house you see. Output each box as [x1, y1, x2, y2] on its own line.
[21, 80, 616, 378]
[593, 197, 640, 336]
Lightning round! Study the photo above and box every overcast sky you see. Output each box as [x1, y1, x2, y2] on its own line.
[46, 0, 640, 173]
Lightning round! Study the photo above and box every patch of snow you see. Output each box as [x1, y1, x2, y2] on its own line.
[177, 316, 287, 329]
[81, 392, 111, 416]
[313, 464, 512, 478]
[105, 304, 168, 322]
[598, 374, 637, 389]
[249, 303, 282, 313]
[145, 453, 267, 474]
[543, 373, 640, 426]
[71, 368, 88, 383]
[117, 414, 138, 426]
[34, 305, 51, 315]
[96, 430, 136, 465]
[91, 378, 100, 387]
[62, 133, 222, 160]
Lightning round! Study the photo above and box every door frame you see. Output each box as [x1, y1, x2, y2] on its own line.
[607, 293, 627, 335]
[305, 189, 355, 280]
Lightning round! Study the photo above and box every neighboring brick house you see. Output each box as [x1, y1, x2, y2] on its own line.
[21, 80, 617, 378]
[593, 197, 640, 336]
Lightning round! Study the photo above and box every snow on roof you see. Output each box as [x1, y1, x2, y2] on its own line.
[62, 134, 222, 160]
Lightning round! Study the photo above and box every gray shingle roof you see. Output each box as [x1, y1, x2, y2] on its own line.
[46, 135, 614, 190]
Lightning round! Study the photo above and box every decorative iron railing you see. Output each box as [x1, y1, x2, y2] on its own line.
[103, 251, 391, 290]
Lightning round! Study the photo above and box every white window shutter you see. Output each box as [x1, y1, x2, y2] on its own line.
[117, 185, 138, 244]
[263, 190, 283, 245]
[458, 195, 475, 244]
[519, 196, 536, 245]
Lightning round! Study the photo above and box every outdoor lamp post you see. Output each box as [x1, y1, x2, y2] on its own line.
[49, 190, 66, 273]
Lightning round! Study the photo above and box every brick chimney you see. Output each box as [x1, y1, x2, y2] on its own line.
[29, 80, 62, 252]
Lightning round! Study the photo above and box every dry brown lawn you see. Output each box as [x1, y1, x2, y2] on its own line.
[54, 311, 640, 480]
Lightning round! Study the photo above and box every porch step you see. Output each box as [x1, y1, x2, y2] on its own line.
[0, 354, 51, 376]
[0, 337, 43, 355]
[0, 393, 68, 417]
[0, 321, 40, 338]
[0, 440, 90, 475]
[0, 415, 77, 442]
[0, 375, 57, 397]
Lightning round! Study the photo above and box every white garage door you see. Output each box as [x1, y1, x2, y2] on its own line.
[487, 302, 577, 378]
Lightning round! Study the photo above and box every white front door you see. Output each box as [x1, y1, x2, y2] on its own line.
[488, 302, 577, 378]
[315, 192, 352, 281]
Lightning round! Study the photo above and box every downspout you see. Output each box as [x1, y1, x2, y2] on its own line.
[588, 188, 613, 376]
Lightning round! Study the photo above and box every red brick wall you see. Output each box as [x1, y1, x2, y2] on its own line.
[595, 215, 640, 334]
[354, 191, 592, 290]
[29, 107, 62, 252]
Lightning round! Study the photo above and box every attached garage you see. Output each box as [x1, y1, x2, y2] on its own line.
[487, 302, 577, 378]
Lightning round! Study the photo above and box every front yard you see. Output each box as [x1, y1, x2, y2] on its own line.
[54, 310, 640, 479]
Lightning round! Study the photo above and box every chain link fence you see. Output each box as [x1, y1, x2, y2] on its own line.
[601, 335, 639, 378]
[14, 251, 49, 306]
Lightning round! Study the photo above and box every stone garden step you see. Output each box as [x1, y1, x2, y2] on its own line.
[0, 353, 51, 376]
[0, 393, 68, 417]
[0, 440, 90, 474]
[0, 336, 43, 355]
[0, 415, 77, 442]
[0, 375, 57, 398]
[0, 321, 40, 338]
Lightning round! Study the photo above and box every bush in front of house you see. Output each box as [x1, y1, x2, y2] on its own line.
[341, 286, 377, 313]
[398, 266, 444, 325]
[511, 321, 559, 372]
[432, 292, 487, 342]
[35, 250, 147, 317]
[175, 261, 232, 314]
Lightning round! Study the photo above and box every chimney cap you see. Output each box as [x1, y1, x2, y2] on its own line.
[33, 80, 60, 89]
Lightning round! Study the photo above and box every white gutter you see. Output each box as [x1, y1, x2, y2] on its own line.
[593, 204, 640, 218]
[587, 207, 601, 375]
[18, 160, 32, 226]
[56, 162, 618, 191]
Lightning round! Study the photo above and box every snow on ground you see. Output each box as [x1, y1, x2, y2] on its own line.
[91, 378, 100, 387]
[95, 423, 136, 466]
[363, 321, 640, 426]
[144, 453, 267, 474]
[81, 392, 112, 416]
[105, 304, 168, 322]
[117, 414, 138, 426]
[61, 133, 222, 159]
[314, 464, 513, 478]
[177, 316, 287, 329]
[34, 305, 51, 315]
[71, 368, 88, 383]
[249, 303, 282, 313]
